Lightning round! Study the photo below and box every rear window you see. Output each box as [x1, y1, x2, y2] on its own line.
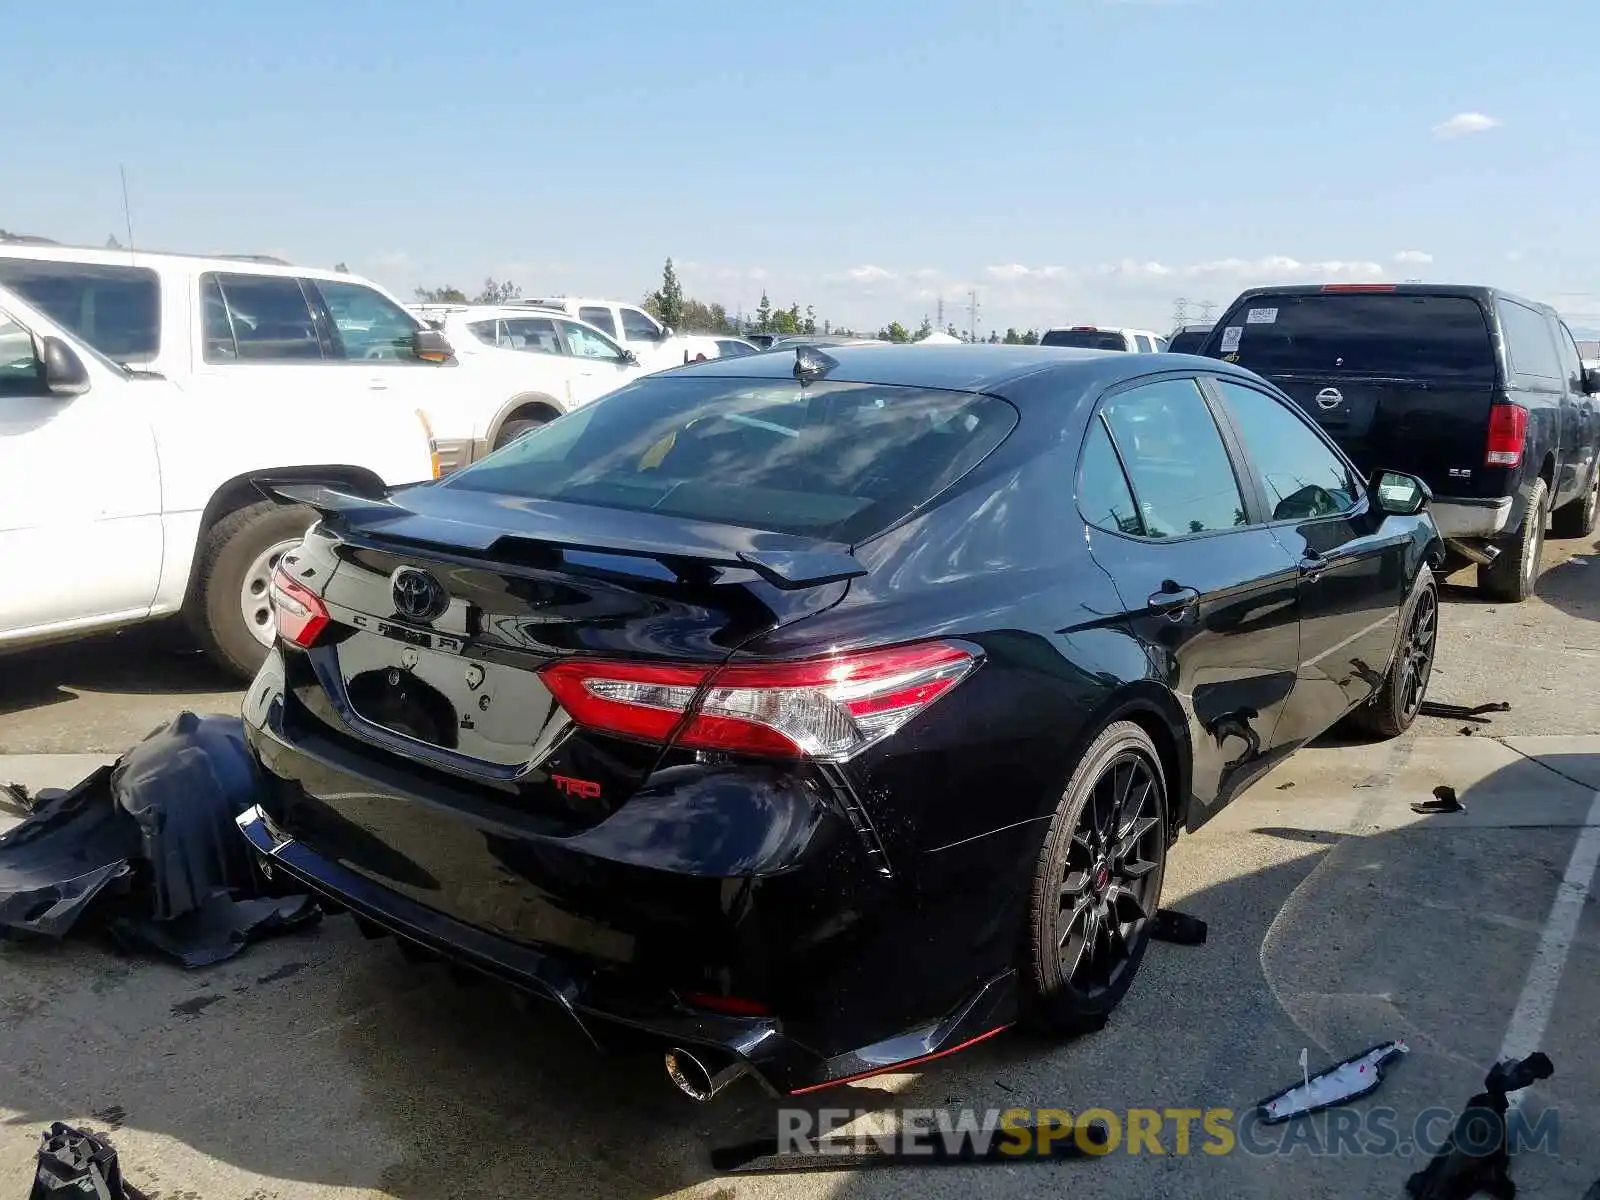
[443, 376, 1019, 542]
[1210, 294, 1496, 382]
[1041, 330, 1128, 351]
[0, 259, 160, 364]
[1167, 330, 1209, 354]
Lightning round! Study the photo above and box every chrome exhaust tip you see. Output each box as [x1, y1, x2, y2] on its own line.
[1447, 538, 1501, 566]
[665, 1047, 746, 1102]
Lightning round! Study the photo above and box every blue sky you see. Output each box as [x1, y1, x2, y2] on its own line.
[6, 0, 1598, 333]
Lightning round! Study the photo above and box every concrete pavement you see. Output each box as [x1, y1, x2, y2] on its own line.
[4, 732, 1598, 1199]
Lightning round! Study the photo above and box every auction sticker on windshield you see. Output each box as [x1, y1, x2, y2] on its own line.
[1246, 308, 1278, 324]
[1219, 326, 1243, 353]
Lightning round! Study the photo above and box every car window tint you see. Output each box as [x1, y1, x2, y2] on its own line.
[620, 307, 661, 341]
[1213, 380, 1359, 521]
[496, 317, 563, 354]
[311, 279, 422, 363]
[578, 306, 616, 337]
[1041, 330, 1127, 351]
[1557, 324, 1586, 387]
[1099, 378, 1246, 538]
[205, 274, 322, 361]
[1078, 416, 1143, 535]
[0, 316, 42, 396]
[442, 377, 1019, 543]
[466, 319, 500, 347]
[0, 260, 160, 364]
[1497, 299, 1560, 381]
[560, 320, 626, 362]
[1213, 294, 1496, 382]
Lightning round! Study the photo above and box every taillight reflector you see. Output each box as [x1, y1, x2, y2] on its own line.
[269, 565, 330, 648]
[678, 991, 773, 1017]
[1320, 284, 1398, 293]
[1485, 403, 1527, 468]
[540, 641, 978, 759]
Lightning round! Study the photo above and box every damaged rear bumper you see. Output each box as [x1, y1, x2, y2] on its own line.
[236, 802, 1016, 1096]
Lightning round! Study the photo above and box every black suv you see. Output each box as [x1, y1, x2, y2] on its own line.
[1200, 284, 1600, 601]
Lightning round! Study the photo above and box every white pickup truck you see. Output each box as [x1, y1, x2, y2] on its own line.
[0, 283, 436, 680]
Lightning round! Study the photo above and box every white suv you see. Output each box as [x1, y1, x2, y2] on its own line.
[0, 281, 435, 680]
[409, 303, 646, 446]
[1039, 326, 1168, 352]
[512, 296, 704, 371]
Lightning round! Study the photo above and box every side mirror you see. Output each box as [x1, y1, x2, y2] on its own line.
[412, 328, 455, 362]
[1372, 469, 1431, 517]
[40, 336, 90, 396]
[660, 326, 675, 340]
[621, 349, 640, 366]
[1581, 366, 1600, 394]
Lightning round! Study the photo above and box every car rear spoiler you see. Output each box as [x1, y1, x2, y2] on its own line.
[252, 479, 867, 591]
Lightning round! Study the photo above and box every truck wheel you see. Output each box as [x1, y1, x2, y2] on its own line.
[186, 500, 314, 681]
[1551, 467, 1599, 539]
[493, 416, 549, 449]
[1478, 478, 1547, 603]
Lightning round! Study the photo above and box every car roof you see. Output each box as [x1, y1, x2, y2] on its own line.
[1223, 282, 1553, 316]
[0, 241, 357, 281]
[663, 342, 1265, 397]
[1042, 325, 1156, 337]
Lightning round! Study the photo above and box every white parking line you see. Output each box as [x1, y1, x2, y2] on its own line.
[1498, 789, 1600, 1110]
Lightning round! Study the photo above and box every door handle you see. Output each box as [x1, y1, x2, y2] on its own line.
[368, 378, 390, 391]
[1147, 582, 1200, 615]
[1299, 553, 1330, 581]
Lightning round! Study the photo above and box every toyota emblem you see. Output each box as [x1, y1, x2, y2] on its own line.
[392, 567, 449, 623]
[1315, 387, 1344, 410]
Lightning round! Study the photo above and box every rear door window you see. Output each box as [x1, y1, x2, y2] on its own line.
[203, 273, 323, 362]
[1497, 299, 1560, 382]
[578, 306, 617, 337]
[498, 316, 564, 354]
[442, 377, 1019, 542]
[1097, 378, 1247, 538]
[620, 306, 662, 341]
[1212, 294, 1496, 382]
[0, 260, 160, 365]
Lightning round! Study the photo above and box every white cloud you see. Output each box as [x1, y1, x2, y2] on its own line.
[367, 250, 412, 270]
[1394, 250, 1433, 265]
[842, 264, 895, 284]
[1433, 112, 1502, 139]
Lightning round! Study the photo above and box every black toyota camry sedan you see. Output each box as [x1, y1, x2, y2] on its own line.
[237, 344, 1444, 1100]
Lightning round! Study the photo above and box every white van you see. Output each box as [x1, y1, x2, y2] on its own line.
[0, 281, 436, 679]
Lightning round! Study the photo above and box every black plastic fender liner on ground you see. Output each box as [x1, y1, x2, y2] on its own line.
[0, 712, 319, 966]
[30, 1122, 147, 1199]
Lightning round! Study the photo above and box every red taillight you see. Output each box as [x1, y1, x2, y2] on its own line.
[678, 991, 773, 1017]
[1320, 284, 1397, 293]
[540, 641, 978, 759]
[1485, 403, 1527, 468]
[269, 565, 330, 648]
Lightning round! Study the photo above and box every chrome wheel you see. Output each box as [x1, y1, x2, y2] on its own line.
[1058, 751, 1165, 998]
[1397, 585, 1437, 720]
[239, 538, 299, 649]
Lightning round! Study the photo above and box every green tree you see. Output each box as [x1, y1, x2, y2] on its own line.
[805, 305, 817, 335]
[414, 285, 469, 303]
[879, 321, 911, 343]
[650, 258, 684, 330]
[474, 277, 521, 304]
[1002, 328, 1022, 344]
[987, 330, 1001, 344]
[755, 292, 773, 333]
[946, 323, 961, 339]
[915, 316, 933, 340]
[1020, 329, 1039, 345]
[334, 261, 350, 273]
[106, 234, 123, 249]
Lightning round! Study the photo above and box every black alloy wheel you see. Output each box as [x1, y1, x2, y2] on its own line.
[1024, 721, 1169, 1034]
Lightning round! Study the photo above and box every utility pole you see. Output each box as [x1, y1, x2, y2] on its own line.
[1198, 300, 1216, 323]
[1173, 297, 1190, 326]
[968, 291, 980, 344]
[937, 297, 945, 330]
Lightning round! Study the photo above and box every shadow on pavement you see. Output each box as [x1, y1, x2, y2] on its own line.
[0, 625, 237, 719]
[1, 752, 1595, 1198]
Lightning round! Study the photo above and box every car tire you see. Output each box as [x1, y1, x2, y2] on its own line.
[1551, 467, 1599, 539]
[493, 416, 549, 450]
[186, 500, 313, 681]
[1021, 720, 1169, 1037]
[1345, 564, 1438, 739]
[1478, 477, 1547, 603]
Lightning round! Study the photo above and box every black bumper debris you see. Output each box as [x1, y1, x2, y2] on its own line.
[0, 712, 319, 966]
[30, 1122, 146, 1199]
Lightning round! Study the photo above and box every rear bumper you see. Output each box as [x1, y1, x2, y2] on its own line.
[238, 659, 1026, 1094]
[431, 437, 475, 476]
[1430, 495, 1515, 540]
